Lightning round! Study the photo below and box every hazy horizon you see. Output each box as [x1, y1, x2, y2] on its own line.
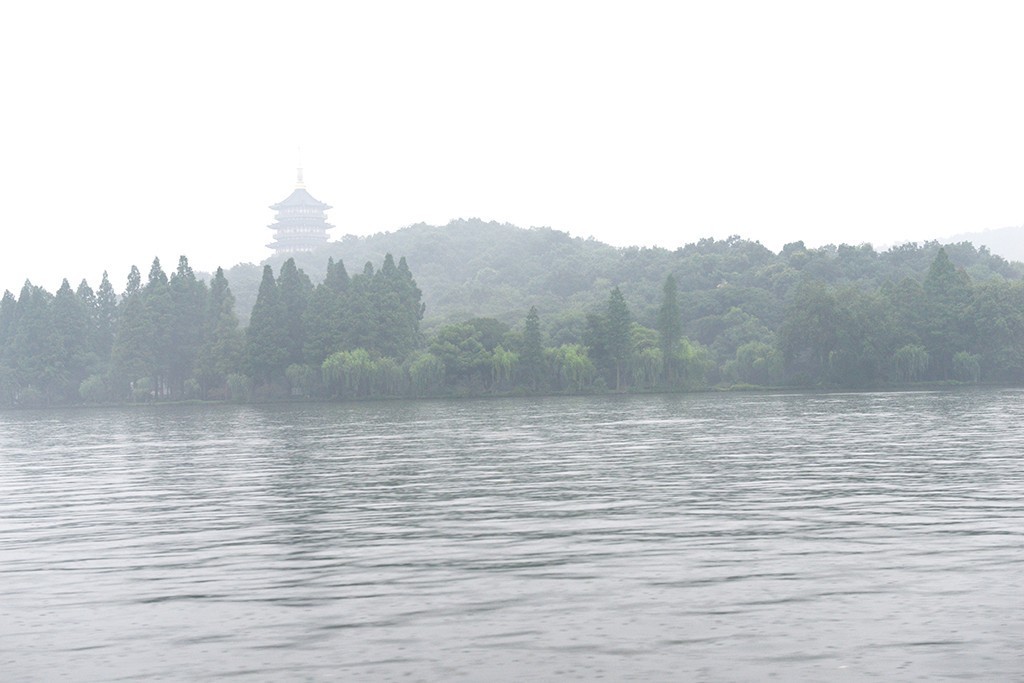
[5, 2, 1024, 294]
[3, 211, 1020, 296]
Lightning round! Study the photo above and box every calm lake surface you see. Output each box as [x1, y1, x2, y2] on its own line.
[2, 390, 1023, 681]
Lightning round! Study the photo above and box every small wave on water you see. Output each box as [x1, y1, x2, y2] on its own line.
[2, 391, 1023, 681]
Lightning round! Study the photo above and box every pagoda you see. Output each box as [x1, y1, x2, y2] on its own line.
[267, 169, 333, 254]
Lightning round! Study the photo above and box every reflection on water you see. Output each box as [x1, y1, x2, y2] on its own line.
[2, 391, 1023, 680]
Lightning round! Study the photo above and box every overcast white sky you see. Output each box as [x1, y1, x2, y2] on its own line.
[2, 1, 1024, 294]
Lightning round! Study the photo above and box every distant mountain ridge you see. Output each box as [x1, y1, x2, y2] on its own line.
[945, 224, 1024, 263]
[222, 219, 1024, 330]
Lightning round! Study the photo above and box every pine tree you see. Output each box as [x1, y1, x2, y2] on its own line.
[147, 257, 169, 289]
[125, 266, 142, 297]
[303, 258, 350, 366]
[394, 256, 424, 358]
[52, 279, 91, 402]
[196, 267, 243, 396]
[75, 279, 96, 308]
[168, 256, 207, 396]
[344, 262, 378, 352]
[373, 254, 400, 356]
[94, 271, 118, 362]
[111, 266, 151, 398]
[144, 257, 174, 396]
[0, 290, 17, 405]
[606, 287, 632, 390]
[324, 257, 351, 292]
[75, 279, 101, 375]
[922, 248, 973, 379]
[246, 265, 288, 385]
[277, 258, 313, 368]
[10, 282, 62, 404]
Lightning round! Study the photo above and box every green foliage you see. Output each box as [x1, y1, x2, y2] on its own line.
[430, 323, 489, 390]
[78, 374, 108, 403]
[323, 348, 376, 397]
[132, 376, 154, 402]
[141, 257, 174, 396]
[605, 287, 632, 390]
[893, 344, 929, 383]
[286, 363, 318, 398]
[0, 292, 17, 406]
[952, 351, 981, 383]
[303, 257, 349, 366]
[375, 254, 424, 358]
[196, 267, 244, 398]
[658, 275, 682, 385]
[725, 341, 783, 387]
[970, 280, 1024, 381]
[4, 224, 1024, 406]
[209, 221, 1023, 394]
[10, 282, 64, 405]
[490, 345, 517, 389]
[52, 279, 92, 402]
[780, 281, 837, 385]
[277, 258, 313, 367]
[920, 248, 973, 379]
[246, 265, 288, 384]
[672, 338, 712, 389]
[168, 256, 208, 395]
[406, 351, 446, 396]
[111, 278, 148, 398]
[94, 272, 118, 360]
[629, 324, 661, 390]
[547, 344, 595, 392]
[520, 307, 544, 390]
[226, 373, 252, 402]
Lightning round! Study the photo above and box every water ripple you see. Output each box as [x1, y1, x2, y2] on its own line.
[2, 391, 1023, 681]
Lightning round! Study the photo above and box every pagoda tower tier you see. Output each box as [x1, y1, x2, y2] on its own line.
[267, 169, 334, 254]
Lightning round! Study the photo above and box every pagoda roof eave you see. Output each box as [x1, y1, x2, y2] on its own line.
[270, 187, 331, 210]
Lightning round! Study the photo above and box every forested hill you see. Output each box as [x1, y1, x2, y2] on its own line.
[225, 218, 1024, 332]
[946, 224, 1024, 263]
[4, 219, 1024, 407]
[226, 220, 623, 329]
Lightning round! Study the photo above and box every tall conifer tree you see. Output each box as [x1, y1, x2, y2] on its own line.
[52, 279, 91, 402]
[303, 258, 350, 366]
[246, 265, 288, 385]
[95, 271, 118, 362]
[277, 258, 313, 368]
[111, 266, 151, 398]
[606, 287, 632, 390]
[168, 255, 208, 395]
[196, 267, 243, 396]
[144, 258, 173, 395]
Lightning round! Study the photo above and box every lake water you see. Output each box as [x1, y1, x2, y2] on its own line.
[2, 390, 1023, 681]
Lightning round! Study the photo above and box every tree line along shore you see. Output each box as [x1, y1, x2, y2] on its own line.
[2, 225, 1023, 407]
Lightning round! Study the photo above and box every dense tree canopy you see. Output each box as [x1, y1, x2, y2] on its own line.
[2, 223, 1024, 407]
